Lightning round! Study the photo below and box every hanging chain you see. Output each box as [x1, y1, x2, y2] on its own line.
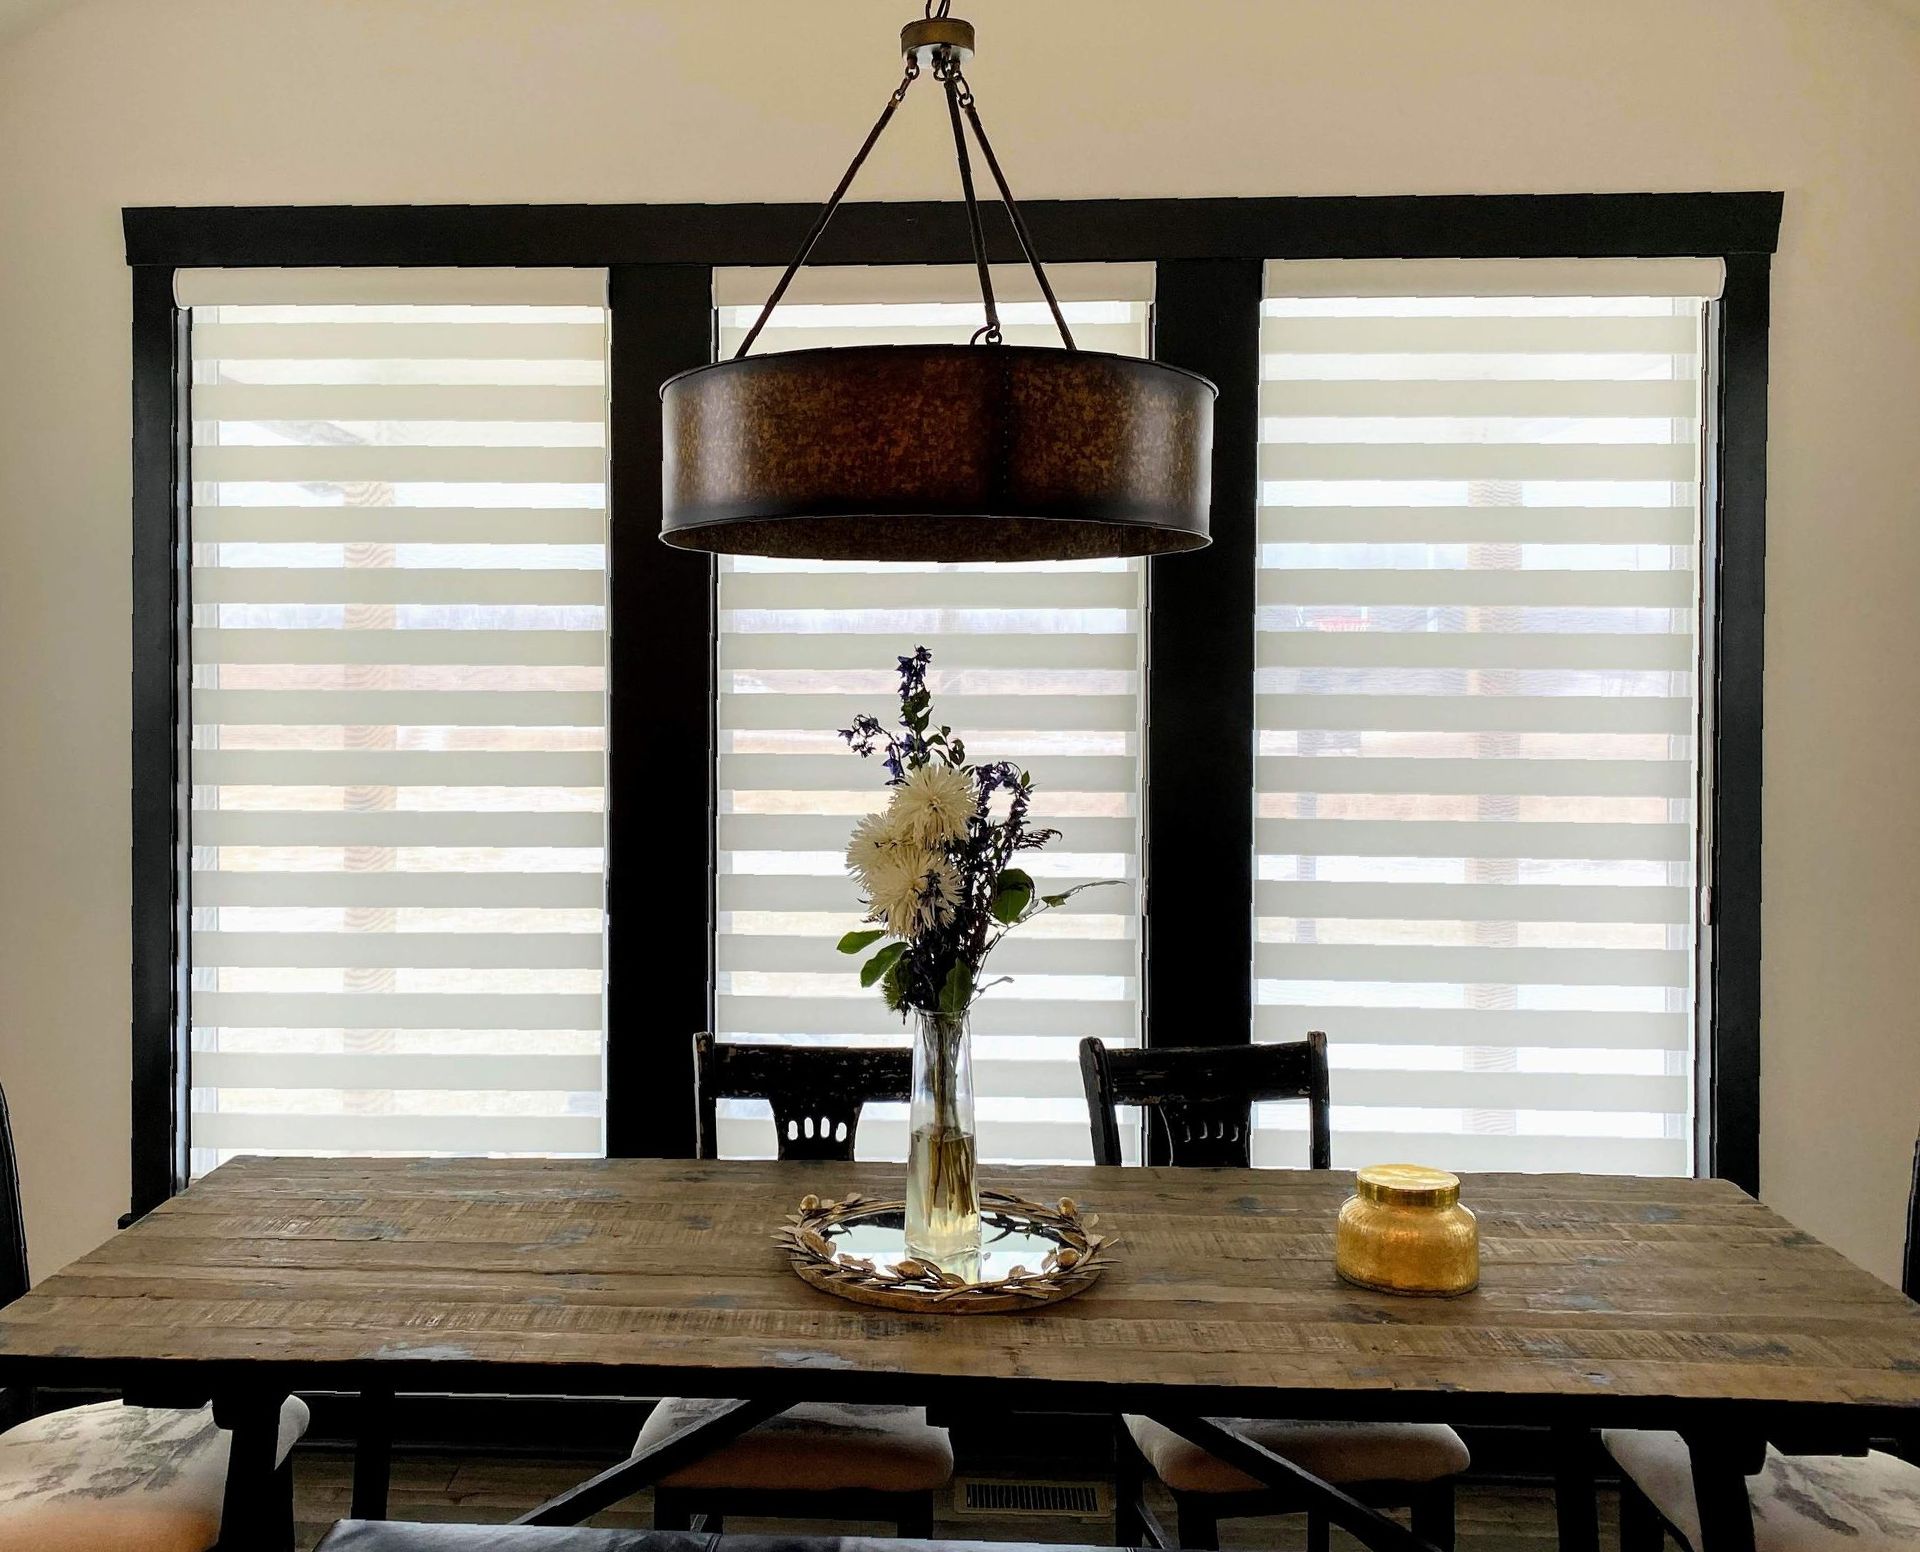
[736, 11, 1077, 359]
[934, 48, 1001, 345]
[951, 68, 1076, 352]
[733, 59, 920, 360]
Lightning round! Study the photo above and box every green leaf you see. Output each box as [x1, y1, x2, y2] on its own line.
[991, 867, 1035, 925]
[882, 958, 909, 1012]
[861, 941, 908, 988]
[939, 959, 974, 1017]
[837, 929, 886, 955]
[1038, 879, 1127, 911]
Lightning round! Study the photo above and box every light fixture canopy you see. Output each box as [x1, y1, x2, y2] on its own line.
[658, 6, 1216, 563]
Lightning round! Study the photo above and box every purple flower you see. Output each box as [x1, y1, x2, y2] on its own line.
[838, 647, 1103, 1019]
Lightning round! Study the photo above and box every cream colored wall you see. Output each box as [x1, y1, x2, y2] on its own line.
[1, 0, 1917, 1282]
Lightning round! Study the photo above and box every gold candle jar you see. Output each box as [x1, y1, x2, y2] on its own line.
[1335, 1164, 1479, 1297]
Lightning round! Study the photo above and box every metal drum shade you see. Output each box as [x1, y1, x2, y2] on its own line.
[660, 344, 1216, 562]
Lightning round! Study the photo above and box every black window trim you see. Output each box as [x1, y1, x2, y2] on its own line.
[126, 190, 1781, 1218]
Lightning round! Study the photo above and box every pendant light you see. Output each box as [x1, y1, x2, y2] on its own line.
[659, 6, 1216, 563]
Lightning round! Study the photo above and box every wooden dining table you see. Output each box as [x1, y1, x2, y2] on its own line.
[2, 1155, 1918, 1552]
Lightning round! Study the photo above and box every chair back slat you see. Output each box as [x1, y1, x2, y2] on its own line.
[693, 1033, 912, 1162]
[0, 1083, 29, 1309]
[1079, 1035, 1331, 1170]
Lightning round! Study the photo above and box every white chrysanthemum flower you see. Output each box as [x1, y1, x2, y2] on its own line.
[844, 807, 908, 884]
[888, 762, 977, 846]
[863, 847, 962, 939]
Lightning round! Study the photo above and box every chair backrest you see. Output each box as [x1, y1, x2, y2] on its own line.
[693, 1033, 913, 1162]
[0, 1082, 29, 1310]
[1079, 1034, 1331, 1170]
[1904, 1136, 1920, 1302]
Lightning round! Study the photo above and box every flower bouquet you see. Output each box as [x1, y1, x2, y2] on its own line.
[838, 647, 1112, 1274]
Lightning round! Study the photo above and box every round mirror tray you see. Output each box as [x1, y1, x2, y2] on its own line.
[775, 1189, 1118, 1314]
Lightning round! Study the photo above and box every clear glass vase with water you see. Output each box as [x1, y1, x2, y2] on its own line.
[905, 1008, 980, 1277]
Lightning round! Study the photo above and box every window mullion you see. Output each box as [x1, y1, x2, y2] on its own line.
[605, 263, 715, 1159]
[1143, 259, 1265, 1087]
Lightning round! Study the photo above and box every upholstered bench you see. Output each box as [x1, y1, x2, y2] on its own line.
[317, 1528, 1117, 1552]
[316, 1528, 702, 1552]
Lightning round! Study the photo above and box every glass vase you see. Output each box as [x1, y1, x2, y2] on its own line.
[905, 1007, 980, 1277]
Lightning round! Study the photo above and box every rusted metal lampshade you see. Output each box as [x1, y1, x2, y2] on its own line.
[655, 7, 1218, 564]
[661, 344, 1215, 563]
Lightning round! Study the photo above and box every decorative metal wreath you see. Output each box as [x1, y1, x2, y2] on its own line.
[775, 1189, 1118, 1314]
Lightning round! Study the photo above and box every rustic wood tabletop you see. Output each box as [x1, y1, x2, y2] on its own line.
[4, 1156, 1916, 1552]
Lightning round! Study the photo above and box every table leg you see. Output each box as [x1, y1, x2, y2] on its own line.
[351, 1387, 393, 1520]
[213, 1391, 291, 1552]
[1683, 1431, 1760, 1552]
[1552, 1423, 1599, 1552]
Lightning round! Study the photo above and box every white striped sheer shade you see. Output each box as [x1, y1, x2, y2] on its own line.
[1253, 256, 1721, 1177]
[180, 266, 610, 1168]
[713, 264, 1151, 1165]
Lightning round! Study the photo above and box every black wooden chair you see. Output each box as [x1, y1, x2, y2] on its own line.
[1603, 1136, 1920, 1551]
[1079, 1032, 1334, 1170]
[1078, 1033, 1469, 1552]
[0, 1080, 309, 1551]
[625, 1034, 948, 1537]
[692, 1032, 913, 1163]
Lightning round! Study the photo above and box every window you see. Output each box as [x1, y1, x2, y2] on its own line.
[711, 264, 1153, 1163]
[182, 268, 610, 1171]
[1253, 258, 1719, 1173]
[132, 197, 1777, 1204]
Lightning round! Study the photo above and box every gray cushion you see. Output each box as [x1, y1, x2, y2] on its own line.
[633, 1397, 953, 1493]
[1127, 1414, 1469, 1494]
[1605, 1428, 1920, 1551]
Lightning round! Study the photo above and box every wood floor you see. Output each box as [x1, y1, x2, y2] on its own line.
[291, 1448, 1623, 1551]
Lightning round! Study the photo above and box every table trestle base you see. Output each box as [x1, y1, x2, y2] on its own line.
[514, 1396, 794, 1527]
[1145, 1413, 1441, 1552]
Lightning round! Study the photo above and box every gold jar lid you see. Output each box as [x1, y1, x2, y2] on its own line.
[1354, 1163, 1460, 1209]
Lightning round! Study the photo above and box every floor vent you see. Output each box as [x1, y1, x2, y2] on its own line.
[953, 1478, 1109, 1518]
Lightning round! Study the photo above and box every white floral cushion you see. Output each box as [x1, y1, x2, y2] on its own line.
[1605, 1429, 1920, 1551]
[0, 1397, 309, 1552]
[633, 1397, 953, 1493]
[1127, 1414, 1469, 1494]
